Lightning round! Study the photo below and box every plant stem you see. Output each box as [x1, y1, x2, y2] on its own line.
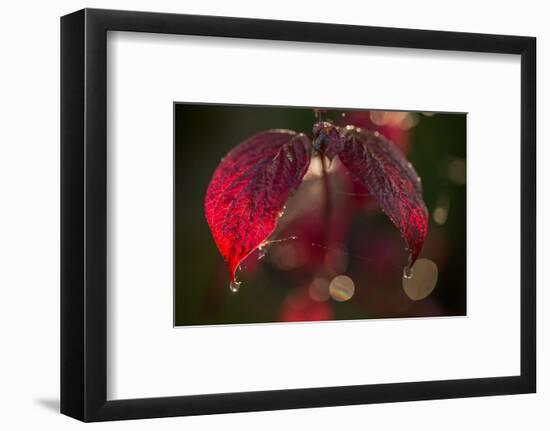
[320, 155, 332, 246]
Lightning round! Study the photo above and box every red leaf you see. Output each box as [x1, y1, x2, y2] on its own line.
[338, 127, 428, 268]
[205, 130, 311, 282]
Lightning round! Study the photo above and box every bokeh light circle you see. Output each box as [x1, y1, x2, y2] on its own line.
[402, 258, 438, 301]
[309, 278, 330, 302]
[329, 275, 355, 302]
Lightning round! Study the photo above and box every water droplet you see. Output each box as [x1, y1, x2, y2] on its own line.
[284, 147, 295, 163]
[258, 242, 269, 260]
[229, 280, 242, 293]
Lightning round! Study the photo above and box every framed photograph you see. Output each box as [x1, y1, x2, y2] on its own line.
[61, 8, 536, 422]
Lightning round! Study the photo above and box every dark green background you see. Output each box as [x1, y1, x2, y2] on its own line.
[174, 104, 466, 326]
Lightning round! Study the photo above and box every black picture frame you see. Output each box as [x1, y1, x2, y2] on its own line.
[61, 8, 536, 422]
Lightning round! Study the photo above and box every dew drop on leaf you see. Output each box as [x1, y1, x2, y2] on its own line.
[229, 280, 242, 293]
[403, 253, 414, 279]
[403, 265, 414, 279]
[258, 242, 269, 260]
[284, 146, 295, 163]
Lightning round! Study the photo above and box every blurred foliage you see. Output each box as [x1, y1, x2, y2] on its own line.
[174, 104, 466, 326]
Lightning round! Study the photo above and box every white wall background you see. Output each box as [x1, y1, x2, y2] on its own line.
[0, 0, 546, 429]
